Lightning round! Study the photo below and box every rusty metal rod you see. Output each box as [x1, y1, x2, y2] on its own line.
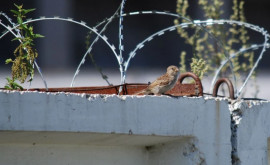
[179, 72, 203, 96]
[212, 78, 235, 100]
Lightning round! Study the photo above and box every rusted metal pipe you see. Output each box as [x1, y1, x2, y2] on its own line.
[27, 83, 148, 95]
[23, 72, 204, 97]
[212, 78, 235, 100]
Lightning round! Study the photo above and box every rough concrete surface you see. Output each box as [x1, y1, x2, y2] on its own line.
[230, 100, 270, 165]
[0, 90, 231, 165]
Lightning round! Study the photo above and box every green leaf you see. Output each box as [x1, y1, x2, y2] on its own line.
[11, 37, 23, 41]
[21, 24, 29, 32]
[5, 77, 24, 90]
[17, 17, 23, 24]
[22, 8, 35, 15]
[5, 58, 13, 64]
[10, 9, 19, 15]
[6, 77, 12, 83]
[23, 27, 32, 37]
[28, 26, 35, 37]
[18, 86, 24, 90]
[34, 34, 45, 38]
[23, 40, 34, 47]
[22, 53, 28, 59]
[14, 4, 22, 10]
[4, 85, 12, 90]
[13, 82, 24, 90]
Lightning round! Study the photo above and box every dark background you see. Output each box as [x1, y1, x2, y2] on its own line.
[0, 0, 269, 71]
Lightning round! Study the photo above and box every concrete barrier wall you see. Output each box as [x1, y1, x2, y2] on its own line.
[0, 91, 231, 165]
[2, 91, 270, 164]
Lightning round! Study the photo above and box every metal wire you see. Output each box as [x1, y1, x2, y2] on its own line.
[0, 4, 269, 98]
[70, 6, 121, 87]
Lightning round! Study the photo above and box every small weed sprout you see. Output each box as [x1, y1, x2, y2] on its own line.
[5, 4, 44, 90]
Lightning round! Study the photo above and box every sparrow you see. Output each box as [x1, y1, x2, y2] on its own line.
[136, 65, 179, 95]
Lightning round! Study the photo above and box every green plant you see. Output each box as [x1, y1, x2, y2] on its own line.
[5, 4, 44, 90]
[190, 58, 209, 79]
[4, 77, 23, 90]
[175, 0, 254, 82]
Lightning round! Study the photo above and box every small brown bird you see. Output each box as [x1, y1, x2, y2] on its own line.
[136, 65, 179, 95]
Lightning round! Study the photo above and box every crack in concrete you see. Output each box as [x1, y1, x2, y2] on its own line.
[228, 99, 268, 165]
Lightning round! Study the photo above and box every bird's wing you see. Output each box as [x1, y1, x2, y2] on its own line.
[148, 74, 171, 88]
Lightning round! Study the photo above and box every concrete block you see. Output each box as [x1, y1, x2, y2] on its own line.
[230, 100, 270, 165]
[0, 91, 231, 165]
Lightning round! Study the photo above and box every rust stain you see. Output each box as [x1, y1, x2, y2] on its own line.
[168, 72, 203, 96]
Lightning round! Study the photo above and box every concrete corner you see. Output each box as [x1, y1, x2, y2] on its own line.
[230, 100, 270, 165]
